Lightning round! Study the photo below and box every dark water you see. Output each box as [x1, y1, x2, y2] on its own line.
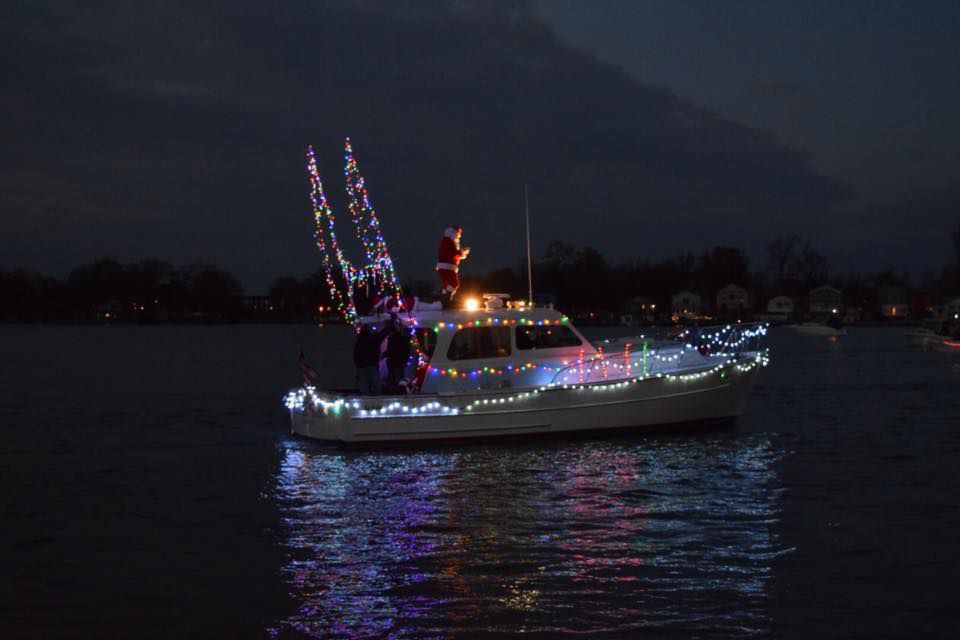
[2, 325, 958, 638]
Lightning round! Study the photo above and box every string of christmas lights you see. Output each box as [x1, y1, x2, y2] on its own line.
[304, 139, 409, 331]
[430, 361, 561, 378]
[343, 138, 402, 308]
[306, 146, 359, 327]
[553, 323, 768, 385]
[361, 322, 768, 384]
[423, 324, 769, 384]
[305, 139, 429, 388]
[431, 316, 570, 331]
[283, 349, 770, 417]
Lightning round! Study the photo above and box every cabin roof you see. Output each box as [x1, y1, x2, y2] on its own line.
[358, 306, 569, 328]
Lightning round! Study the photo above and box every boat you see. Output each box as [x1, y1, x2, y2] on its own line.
[284, 298, 769, 444]
[286, 140, 769, 444]
[787, 316, 846, 336]
[905, 318, 943, 348]
[905, 316, 960, 352]
[927, 337, 960, 353]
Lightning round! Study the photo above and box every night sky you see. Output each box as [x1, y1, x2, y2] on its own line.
[3, 0, 958, 292]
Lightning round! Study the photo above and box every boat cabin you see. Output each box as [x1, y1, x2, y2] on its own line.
[358, 305, 596, 393]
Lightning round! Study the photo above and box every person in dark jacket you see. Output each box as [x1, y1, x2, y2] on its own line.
[384, 316, 412, 390]
[353, 324, 390, 394]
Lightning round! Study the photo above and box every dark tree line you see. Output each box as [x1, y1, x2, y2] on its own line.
[0, 258, 244, 322]
[449, 229, 960, 320]
[3, 225, 958, 323]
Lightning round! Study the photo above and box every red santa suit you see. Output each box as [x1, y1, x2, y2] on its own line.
[436, 226, 467, 297]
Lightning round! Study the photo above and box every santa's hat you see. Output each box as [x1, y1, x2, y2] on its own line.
[444, 226, 462, 238]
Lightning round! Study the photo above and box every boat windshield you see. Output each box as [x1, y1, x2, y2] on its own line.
[515, 324, 583, 350]
[446, 326, 512, 360]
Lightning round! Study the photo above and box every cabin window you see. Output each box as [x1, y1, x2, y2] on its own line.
[515, 325, 583, 350]
[446, 326, 511, 360]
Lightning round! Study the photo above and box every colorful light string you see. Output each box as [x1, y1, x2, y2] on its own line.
[304, 139, 407, 330]
[283, 349, 770, 417]
[306, 145, 359, 327]
[343, 137, 402, 309]
[306, 140, 431, 390]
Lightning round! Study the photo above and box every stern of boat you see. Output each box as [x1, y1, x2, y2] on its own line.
[284, 388, 353, 442]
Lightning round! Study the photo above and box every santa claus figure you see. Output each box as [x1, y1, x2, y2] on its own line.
[436, 226, 470, 301]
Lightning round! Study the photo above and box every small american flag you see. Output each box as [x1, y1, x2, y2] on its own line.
[298, 349, 319, 387]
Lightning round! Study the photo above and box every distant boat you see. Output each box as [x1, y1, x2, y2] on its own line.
[928, 338, 960, 353]
[905, 319, 942, 348]
[788, 317, 846, 337]
[905, 318, 960, 352]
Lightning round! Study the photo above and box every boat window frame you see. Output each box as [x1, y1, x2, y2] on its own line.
[445, 325, 512, 361]
[514, 324, 584, 350]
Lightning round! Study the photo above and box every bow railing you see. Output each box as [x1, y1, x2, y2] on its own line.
[550, 323, 768, 386]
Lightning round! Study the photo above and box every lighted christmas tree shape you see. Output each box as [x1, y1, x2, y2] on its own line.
[306, 145, 359, 327]
[343, 137, 402, 308]
[304, 139, 405, 329]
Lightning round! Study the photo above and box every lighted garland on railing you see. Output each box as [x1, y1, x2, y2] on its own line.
[431, 316, 569, 332]
[420, 324, 770, 382]
[679, 323, 769, 349]
[421, 323, 771, 384]
[282, 350, 770, 416]
[282, 390, 463, 417]
[551, 324, 768, 385]
[598, 324, 768, 351]
[430, 361, 560, 378]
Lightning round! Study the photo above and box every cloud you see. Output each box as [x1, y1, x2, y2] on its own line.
[1, 0, 857, 290]
[749, 77, 807, 94]
[748, 76, 837, 96]
[824, 190, 960, 273]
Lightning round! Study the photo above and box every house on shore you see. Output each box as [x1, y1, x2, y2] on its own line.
[671, 290, 704, 320]
[940, 297, 960, 319]
[808, 285, 843, 316]
[878, 285, 909, 320]
[716, 284, 751, 318]
[621, 296, 657, 325]
[760, 295, 794, 323]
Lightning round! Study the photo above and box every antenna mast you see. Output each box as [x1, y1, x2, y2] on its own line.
[524, 186, 533, 306]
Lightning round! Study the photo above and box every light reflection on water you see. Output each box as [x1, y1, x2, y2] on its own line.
[269, 435, 788, 638]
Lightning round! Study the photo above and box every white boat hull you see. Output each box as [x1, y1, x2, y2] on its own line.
[289, 357, 763, 444]
[788, 323, 846, 336]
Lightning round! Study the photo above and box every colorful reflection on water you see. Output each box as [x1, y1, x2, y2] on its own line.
[269, 435, 789, 638]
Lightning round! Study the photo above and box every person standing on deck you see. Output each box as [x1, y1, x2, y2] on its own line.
[384, 313, 412, 391]
[353, 324, 391, 394]
[436, 226, 470, 304]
